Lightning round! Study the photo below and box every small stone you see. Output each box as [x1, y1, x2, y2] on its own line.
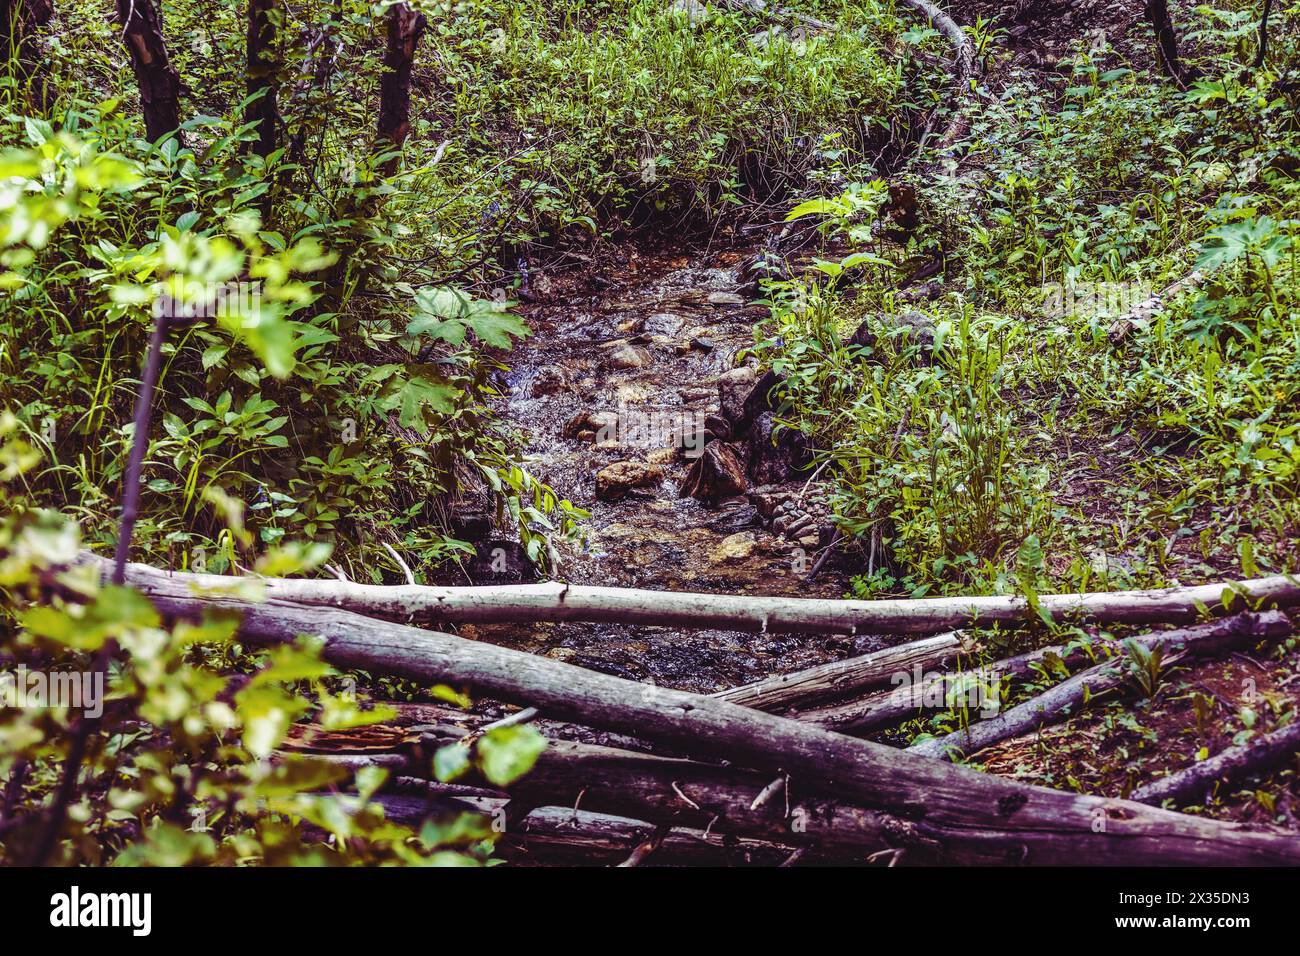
[707, 291, 746, 307]
[529, 365, 569, 397]
[691, 337, 715, 352]
[609, 343, 653, 369]
[642, 312, 685, 338]
[647, 446, 679, 467]
[711, 531, 757, 563]
[595, 461, 665, 501]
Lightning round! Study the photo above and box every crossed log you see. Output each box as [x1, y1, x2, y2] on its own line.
[75, 557, 1300, 866]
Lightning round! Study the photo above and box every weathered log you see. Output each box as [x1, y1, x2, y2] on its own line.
[713, 632, 963, 711]
[99, 555, 1300, 636]
[372, 794, 795, 866]
[319, 725, 930, 861]
[1131, 719, 1300, 807]
[910, 613, 1292, 761]
[101, 570, 1300, 864]
[800, 632, 1150, 733]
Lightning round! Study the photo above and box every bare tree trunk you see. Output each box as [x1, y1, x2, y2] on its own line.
[376, 1, 426, 176]
[1252, 0, 1274, 69]
[119, 574, 1300, 864]
[1144, 0, 1195, 88]
[245, 0, 279, 160]
[713, 632, 964, 711]
[116, 0, 183, 142]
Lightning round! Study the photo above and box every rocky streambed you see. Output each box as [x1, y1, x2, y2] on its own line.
[455, 242, 885, 695]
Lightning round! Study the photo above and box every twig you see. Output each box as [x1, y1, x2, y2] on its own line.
[381, 541, 416, 586]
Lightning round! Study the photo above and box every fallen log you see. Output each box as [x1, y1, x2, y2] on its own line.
[712, 631, 963, 710]
[909, 613, 1292, 761]
[99, 555, 1300, 636]
[315, 725, 932, 861]
[100, 569, 1300, 864]
[371, 794, 796, 866]
[1131, 719, 1300, 807]
[799, 630, 1175, 733]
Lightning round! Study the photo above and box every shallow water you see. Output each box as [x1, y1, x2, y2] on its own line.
[466, 244, 876, 694]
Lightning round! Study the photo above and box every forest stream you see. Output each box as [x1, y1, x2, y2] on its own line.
[462, 240, 872, 696]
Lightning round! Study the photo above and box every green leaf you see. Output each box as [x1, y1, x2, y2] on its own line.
[433, 743, 472, 782]
[475, 725, 546, 786]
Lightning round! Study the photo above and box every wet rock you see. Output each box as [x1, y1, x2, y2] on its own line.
[704, 413, 731, 442]
[707, 291, 746, 307]
[690, 336, 715, 352]
[708, 498, 760, 533]
[732, 368, 783, 437]
[717, 366, 757, 424]
[565, 410, 619, 440]
[529, 365, 570, 397]
[642, 312, 685, 338]
[849, 311, 936, 360]
[711, 531, 757, 564]
[466, 539, 536, 584]
[748, 485, 794, 522]
[680, 441, 748, 505]
[609, 343, 653, 369]
[647, 446, 680, 467]
[747, 411, 812, 485]
[595, 460, 665, 501]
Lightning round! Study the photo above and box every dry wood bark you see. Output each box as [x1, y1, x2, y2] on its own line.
[1144, 0, 1195, 88]
[1131, 719, 1300, 807]
[115, 0, 183, 142]
[909, 613, 1292, 761]
[798, 638, 1094, 733]
[98, 570, 1300, 864]
[100, 555, 1300, 636]
[376, 1, 426, 176]
[713, 631, 963, 711]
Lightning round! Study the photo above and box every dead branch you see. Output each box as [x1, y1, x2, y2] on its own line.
[909, 613, 1292, 761]
[1131, 718, 1300, 807]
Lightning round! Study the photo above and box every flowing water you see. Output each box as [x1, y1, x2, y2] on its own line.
[462, 241, 879, 695]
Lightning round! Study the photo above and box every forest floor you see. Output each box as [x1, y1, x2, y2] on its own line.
[427, 0, 1300, 835]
